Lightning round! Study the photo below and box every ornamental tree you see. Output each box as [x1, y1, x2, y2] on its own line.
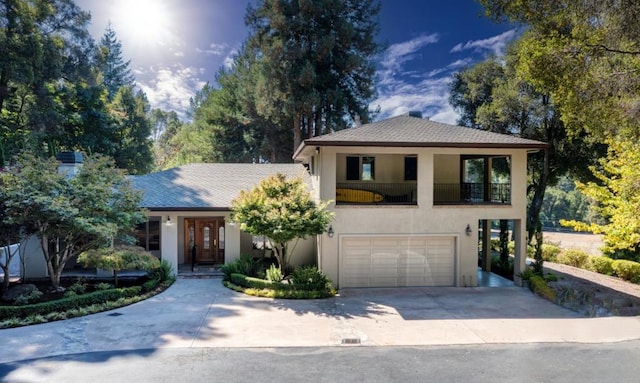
[0, 152, 146, 291]
[230, 173, 333, 273]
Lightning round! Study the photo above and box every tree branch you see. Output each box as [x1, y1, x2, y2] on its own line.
[586, 43, 640, 55]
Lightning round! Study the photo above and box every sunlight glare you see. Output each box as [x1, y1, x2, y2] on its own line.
[113, 0, 173, 46]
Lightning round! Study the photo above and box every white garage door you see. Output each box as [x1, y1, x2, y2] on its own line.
[340, 235, 456, 288]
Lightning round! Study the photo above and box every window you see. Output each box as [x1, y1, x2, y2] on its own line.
[135, 218, 160, 251]
[346, 156, 375, 181]
[404, 156, 417, 181]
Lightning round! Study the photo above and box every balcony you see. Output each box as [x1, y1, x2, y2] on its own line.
[336, 182, 417, 205]
[434, 183, 511, 205]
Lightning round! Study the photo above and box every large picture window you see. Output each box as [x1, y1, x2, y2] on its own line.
[135, 217, 160, 251]
[346, 156, 375, 181]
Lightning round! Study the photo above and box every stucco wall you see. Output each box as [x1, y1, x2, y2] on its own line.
[316, 146, 530, 288]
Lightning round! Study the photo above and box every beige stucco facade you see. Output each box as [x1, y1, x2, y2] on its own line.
[307, 145, 529, 288]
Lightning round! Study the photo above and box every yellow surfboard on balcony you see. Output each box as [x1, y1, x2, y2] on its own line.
[336, 188, 384, 203]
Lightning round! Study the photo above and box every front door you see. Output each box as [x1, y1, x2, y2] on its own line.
[185, 218, 225, 264]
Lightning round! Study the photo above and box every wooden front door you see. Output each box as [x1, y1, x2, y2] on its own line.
[185, 218, 225, 264]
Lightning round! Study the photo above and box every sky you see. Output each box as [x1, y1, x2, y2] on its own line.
[74, 0, 519, 125]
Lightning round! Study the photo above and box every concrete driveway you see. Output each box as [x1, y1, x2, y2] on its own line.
[2, 278, 640, 363]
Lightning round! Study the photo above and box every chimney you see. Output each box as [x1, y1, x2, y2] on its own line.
[408, 111, 422, 118]
[57, 151, 83, 178]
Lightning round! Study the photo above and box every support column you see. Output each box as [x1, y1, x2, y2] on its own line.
[513, 219, 526, 286]
[481, 220, 491, 271]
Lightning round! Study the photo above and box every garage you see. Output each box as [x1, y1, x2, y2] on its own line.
[340, 235, 456, 288]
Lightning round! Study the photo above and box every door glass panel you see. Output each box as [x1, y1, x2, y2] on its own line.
[219, 226, 225, 249]
[203, 226, 210, 249]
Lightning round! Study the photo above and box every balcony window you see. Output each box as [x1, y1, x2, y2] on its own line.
[346, 155, 375, 181]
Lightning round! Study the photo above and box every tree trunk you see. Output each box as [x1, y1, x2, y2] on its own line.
[528, 148, 550, 242]
[1, 265, 9, 292]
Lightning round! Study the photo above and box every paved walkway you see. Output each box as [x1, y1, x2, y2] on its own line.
[2, 278, 640, 363]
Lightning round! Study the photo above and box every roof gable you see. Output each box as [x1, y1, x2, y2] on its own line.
[131, 163, 309, 210]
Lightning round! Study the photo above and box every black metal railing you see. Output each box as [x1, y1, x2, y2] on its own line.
[335, 182, 417, 205]
[433, 183, 511, 205]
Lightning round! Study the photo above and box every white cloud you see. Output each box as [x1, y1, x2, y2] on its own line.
[379, 34, 439, 86]
[450, 29, 518, 56]
[136, 65, 207, 118]
[196, 42, 229, 56]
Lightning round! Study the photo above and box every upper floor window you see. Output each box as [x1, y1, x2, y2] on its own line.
[346, 156, 375, 181]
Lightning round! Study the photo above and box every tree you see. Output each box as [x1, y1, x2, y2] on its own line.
[230, 173, 333, 273]
[109, 87, 154, 174]
[78, 246, 160, 287]
[0, 189, 23, 292]
[0, 0, 94, 166]
[245, 0, 381, 153]
[97, 24, 135, 101]
[0, 152, 146, 291]
[562, 139, 640, 261]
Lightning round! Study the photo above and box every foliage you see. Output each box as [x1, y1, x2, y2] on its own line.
[490, 254, 513, 280]
[266, 264, 283, 282]
[0, 281, 173, 326]
[13, 289, 43, 306]
[245, 0, 382, 152]
[291, 266, 331, 290]
[588, 256, 614, 276]
[556, 249, 591, 269]
[220, 254, 260, 279]
[562, 139, 640, 261]
[611, 260, 640, 284]
[540, 176, 601, 229]
[148, 259, 174, 283]
[529, 275, 557, 301]
[0, 152, 146, 290]
[231, 174, 333, 273]
[78, 246, 160, 287]
[97, 25, 135, 101]
[226, 273, 336, 299]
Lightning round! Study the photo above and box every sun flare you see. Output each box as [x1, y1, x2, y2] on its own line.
[112, 0, 173, 46]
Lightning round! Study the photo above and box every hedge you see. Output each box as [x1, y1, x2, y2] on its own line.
[612, 260, 640, 283]
[228, 273, 336, 298]
[529, 275, 556, 301]
[230, 273, 320, 292]
[0, 286, 142, 320]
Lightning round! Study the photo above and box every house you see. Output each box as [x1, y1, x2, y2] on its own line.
[20, 112, 546, 288]
[292, 112, 546, 288]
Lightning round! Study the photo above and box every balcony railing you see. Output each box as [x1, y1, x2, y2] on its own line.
[434, 183, 511, 205]
[336, 182, 417, 205]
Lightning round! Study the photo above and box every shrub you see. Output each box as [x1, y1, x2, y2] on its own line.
[541, 244, 561, 262]
[490, 254, 513, 279]
[588, 255, 614, 276]
[529, 275, 556, 301]
[291, 266, 331, 289]
[556, 249, 590, 268]
[612, 260, 640, 283]
[67, 280, 87, 295]
[227, 273, 336, 298]
[13, 289, 43, 306]
[78, 246, 160, 286]
[221, 254, 259, 279]
[95, 283, 112, 291]
[266, 264, 283, 282]
[149, 259, 174, 282]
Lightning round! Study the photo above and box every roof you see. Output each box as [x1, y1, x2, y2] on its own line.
[294, 114, 547, 158]
[131, 163, 309, 210]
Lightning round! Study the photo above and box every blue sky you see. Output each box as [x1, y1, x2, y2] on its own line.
[74, 0, 518, 124]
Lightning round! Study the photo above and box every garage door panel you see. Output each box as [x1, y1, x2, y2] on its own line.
[341, 236, 456, 288]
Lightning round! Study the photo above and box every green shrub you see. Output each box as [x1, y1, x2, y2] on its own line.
[266, 264, 283, 282]
[556, 249, 590, 268]
[541, 244, 561, 262]
[78, 246, 161, 286]
[490, 254, 513, 279]
[0, 286, 143, 320]
[149, 259, 174, 282]
[221, 254, 259, 279]
[13, 289, 43, 306]
[588, 255, 614, 276]
[291, 266, 331, 289]
[612, 260, 640, 283]
[529, 275, 556, 301]
[95, 282, 112, 291]
[67, 280, 87, 295]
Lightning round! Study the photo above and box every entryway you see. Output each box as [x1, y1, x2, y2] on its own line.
[184, 218, 225, 266]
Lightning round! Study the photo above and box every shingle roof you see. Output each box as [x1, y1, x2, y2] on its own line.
[295, 114, 546, 157]
[131, 163, 309, 210]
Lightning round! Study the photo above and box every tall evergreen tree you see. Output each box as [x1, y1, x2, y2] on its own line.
[245, 0, 381, 154]
[98, 24, 135, 101]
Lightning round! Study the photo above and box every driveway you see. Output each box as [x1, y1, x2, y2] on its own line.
[2, 278, 640, 363]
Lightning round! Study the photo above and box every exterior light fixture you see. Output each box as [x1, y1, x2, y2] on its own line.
[165, 216, 174, 226]
[327, 225, 334, 238]
[465, 224, 472, 236]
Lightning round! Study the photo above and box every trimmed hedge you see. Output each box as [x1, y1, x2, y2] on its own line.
[228, 273, 336, 299]
[0, 286, 142, 320]
[587, 255, 615, 276]
[556, 249, 590, 268]
[612, 260, 640, 283]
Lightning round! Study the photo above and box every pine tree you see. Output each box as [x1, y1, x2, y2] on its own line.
[98, 24, 135, 100]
